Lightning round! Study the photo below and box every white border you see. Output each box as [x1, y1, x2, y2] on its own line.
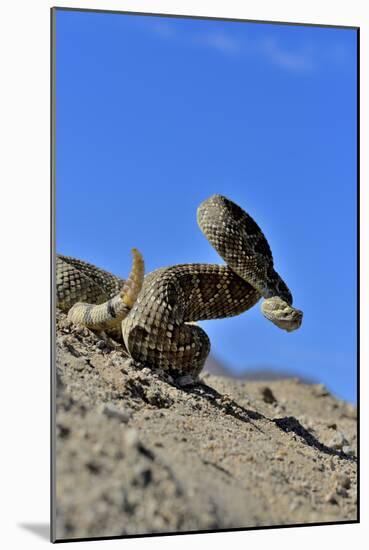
[1, 1, 366, 548]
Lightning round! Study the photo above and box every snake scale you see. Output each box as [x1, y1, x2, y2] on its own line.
[56, 195, 303, 377]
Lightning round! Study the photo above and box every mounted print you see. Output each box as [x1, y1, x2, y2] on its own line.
[51, 7, 359, 543]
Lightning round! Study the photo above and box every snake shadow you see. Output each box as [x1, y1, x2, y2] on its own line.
[180, 380, 265, 433]
[179, 380, 356, 461]
[273, 416, 357, 462]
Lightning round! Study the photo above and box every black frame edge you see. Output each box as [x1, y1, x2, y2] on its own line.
[356, 26, 360, 524]
[51, 5, 360, 30]
[50, 6, 57, 544]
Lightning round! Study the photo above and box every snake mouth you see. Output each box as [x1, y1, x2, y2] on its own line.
[278, 314, 303, 332]
[264, 314, 302, 332]
[261, 298, 303, 332]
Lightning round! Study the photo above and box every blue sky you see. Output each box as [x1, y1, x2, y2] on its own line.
[55, 10, 357, 402]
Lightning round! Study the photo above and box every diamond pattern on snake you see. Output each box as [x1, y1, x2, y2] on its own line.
[56, 195, 303, 377]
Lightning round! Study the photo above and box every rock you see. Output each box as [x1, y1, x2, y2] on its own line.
[260, 386, 277, 404]
[140, 368, 152, 376]
[324, 493, 338, 505]
[334, 473, 351, 497]
[89, 353, 107, 370]
[61, 337, 82, 357]
[335, 474, 351, 489]
[176, 374, 196, 387]
[342, 445, 355, 456]
[165, 374, 174, 384]
[342, 403, 357, 419]
[58, 317, 73, 331]
[275, 450, 287, 461]
[289, 498, 302, 511]
[144, 387, 174, 408]
[67, 355, 87, 371]
[313, 383, 330, 397]
[328, 432, 349, 450]
[101, 403, 132, 423]
[123, 428, 139, 449]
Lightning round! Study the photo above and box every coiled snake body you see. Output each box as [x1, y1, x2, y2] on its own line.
[57, 195, 302, 377]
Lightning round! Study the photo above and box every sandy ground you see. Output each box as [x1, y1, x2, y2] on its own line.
[54, 310, 357, 541]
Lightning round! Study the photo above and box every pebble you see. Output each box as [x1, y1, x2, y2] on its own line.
[102, 403, 132, 423]
[275, 449, 288, 460]
[96, 340, 106, 349]
[74, 325, 88, 336]
[289, 498, 302, 512]
[133, 465, 152, 488]
[89, 354, 106, 370]
[313, 383, 330, 397]
[328, 432, 349, 450]
[299, 415, 315, 431]
[342, 403, 357, 419]
[123, 428, 139, 448]
[342, 445, 355, 456]
[69, 356, 87, 371]
[141, 368, 151, 375]
[324, 492, 338, 505]
[176, 375, 195, 387]
[61, 337, 82, 357]
[334, 473, 351, 497]
[260, 386, 277, 404]
[59, 318, 73, 331]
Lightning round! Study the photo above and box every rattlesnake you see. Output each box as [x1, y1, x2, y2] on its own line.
[56, 194, 303, 377]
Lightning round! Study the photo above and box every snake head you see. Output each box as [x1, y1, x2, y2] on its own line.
[261, 297, 303, 332]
